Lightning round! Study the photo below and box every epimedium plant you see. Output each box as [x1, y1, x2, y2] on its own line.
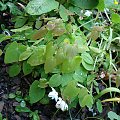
[0, 0, 120, 119]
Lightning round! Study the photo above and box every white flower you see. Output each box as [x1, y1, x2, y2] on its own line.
[56, 97, 68, 111]
[84, 10, 92, 17]
[48, 87, 58, 102]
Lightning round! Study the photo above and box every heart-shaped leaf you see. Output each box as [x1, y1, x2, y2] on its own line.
[8, 64, 21, 77]
[5, 42, 26, 64]
[70, 0, 99, 9]
[26, 0, 59, 15]
[63, 81, 79, 100]
[49, 74, 62, 87]
[81, 52, 93, 65]
[29, 80, 45, 104]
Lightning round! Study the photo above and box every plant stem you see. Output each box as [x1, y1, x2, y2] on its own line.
[52, 109, 59, 119]
[69, 109, 73, 120]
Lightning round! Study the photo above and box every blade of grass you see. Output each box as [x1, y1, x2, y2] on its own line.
[95, 87, 120, 100]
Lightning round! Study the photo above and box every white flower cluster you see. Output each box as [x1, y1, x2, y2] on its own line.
[79, 10, 92, 20]
[48, 87, 68, 111]
[84, 10, 92, 17]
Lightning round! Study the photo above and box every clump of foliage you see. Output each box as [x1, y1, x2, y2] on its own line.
[0, 0, 120, 119]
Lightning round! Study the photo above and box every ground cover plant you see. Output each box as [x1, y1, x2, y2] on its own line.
[0, 0, 120, 119]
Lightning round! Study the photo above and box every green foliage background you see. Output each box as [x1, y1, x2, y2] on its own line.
[0, 0, 120, 119]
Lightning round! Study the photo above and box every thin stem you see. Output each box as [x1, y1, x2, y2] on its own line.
[90, 82, 93, 96]
[84, 117, 104, 120]
[95, 11, 100, 21]
[111, 62, 118, 71]
[87, 38, 92, 46]
[104, 9, 111, 22]
[69, 109, 73, 120]
[73, 108, 82, 119]
[52, 109, 59, 119]
[78, 19, 95, 28]
[109, 49, 112, 97]
[93, 55, 98, 70]
[107, 28, 113, 50]
[93, 37, 103, 70]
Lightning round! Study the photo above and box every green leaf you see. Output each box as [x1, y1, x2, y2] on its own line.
[4, 42, 26, 64]
[19, 48, 32, 61]
[11, 26, 32, 32]
[23, 61, 33, 75]
[29, 80, 45, 104]
[96, 100, 102, 113]
[0, 113, 2, 120]
[15, 17, 28, 28]
[69, 97, 79, 108]
[26, 0, 59, 15]
[27, 47, 45, 66]
[81, 94, 93, 108]
[108, 111, 119, 120]
[0, 1, 7, 11]
[82, 60, 94, 71]
[6, 2, 22, 15]
[0, 49, 2, 56]
[15, 106, 31, 113]
[32, 26, 48, 40]
[0, 34, 11, 43]
[81, 52, 93, 64]
[55, 48, 65, 65]
[61, 56, 82, 73]
[35, 20, 42, 29]
[9, 93, 16, 99]
[89, 46, 101, 53]
[73, 66, 88, 83]
[97, 0, 105, 11]
[79, 88, 93, 108]
[78, 88, 88, 104]
[8, 64, 21, 77]
[61, 73, 73, 87]
[63, 43, 78, 58]
[39, 79, 48, 88]
[45, 42, 55, 59]
[59, 5, 68, 22]
[111, 13, 120, 24]
[95, 87, 120, 100]
[70, 0, 99, 9]
[49, 74, 62, 87]
[32, 111, 40, 120]
[44, 57, 56, 73]
[102, 97, 120, 103]
[69, 6, 82, 16]
[61, 59, 73, 73]
[62, 81, 79, 100]
[46, 19, 66, 36]
[87, 74, 96, 86]
[40, 95, 49, 104]
[105, 0, 120, 10]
